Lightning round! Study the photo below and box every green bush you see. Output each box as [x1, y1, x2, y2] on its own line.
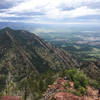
[64, 82, 71, 89]
[64, 69, 78, 81]
[62, 69, 89, 96]
[74, 80, 80, 89]
[39, 79, 47, 92]
[89, 80, 100, 89]
[78, 86, 86, 95]
[72, 91, 82, 96]
[64, 69, 88, 88]
[67, 89, 72, 93]
[72, 86, 86, 96]
[74, 72, 88, 89]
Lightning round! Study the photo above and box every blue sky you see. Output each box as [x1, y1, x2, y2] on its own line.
[0, 0, 100, 25]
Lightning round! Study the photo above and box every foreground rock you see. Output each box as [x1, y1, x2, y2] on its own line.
[1, 96, 22, 100]
[54, 92, 84, 100]
[43, 78, 98, 100]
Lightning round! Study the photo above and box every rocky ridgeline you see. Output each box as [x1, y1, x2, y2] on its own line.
[43, 78, 98, 100]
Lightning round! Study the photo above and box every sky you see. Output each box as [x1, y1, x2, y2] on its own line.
[0, 0, 100, 25]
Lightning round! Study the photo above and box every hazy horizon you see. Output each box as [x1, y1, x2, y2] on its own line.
[0, 0, 100, 34]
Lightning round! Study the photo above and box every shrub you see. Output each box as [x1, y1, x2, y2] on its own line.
[64, 82, 71, 89]
[89, 80, 100, 89]
[39, 79, 47, 92]
[64, 69, 88, 89]
[72, 91, 82, 96]
[74, 80, 80, 89]
[78, 86, 86, 95]
[67, 89, 72, 93]
[64, 69, 78, 81]
[74, 72, 88, 89]
[72, 86, 86, 96]
[62, 69, 89, 96]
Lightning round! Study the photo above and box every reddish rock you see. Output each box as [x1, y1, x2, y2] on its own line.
[43, 78, 98, 100]
[57, 85, 64, 90]
[69, 82, 74, 87]
[1, 96, 22, 100]
[54, 92, 83, 100]
[56, 78, 64, 84]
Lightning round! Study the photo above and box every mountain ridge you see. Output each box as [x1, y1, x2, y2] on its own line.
[5, 30, 39, 74]
[0, 27, 78, 72]
[0, 27, 78, 95]
[0, 27, 100, 100]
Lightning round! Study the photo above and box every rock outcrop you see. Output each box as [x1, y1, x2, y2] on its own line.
[1, 96, 22, 100]
[43, 78, 98, 100]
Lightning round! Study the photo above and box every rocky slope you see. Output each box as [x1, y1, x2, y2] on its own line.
[43, 78, 98, 100]
[81, 61, 100, 81]
[0, 27, 78, 97]
[0, 27, 99, 100]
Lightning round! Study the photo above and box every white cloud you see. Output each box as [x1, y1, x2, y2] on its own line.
[0, 13, 18, 17]
[63, 6, 100, 18]
[0, 0, 100, 24]
[4, 0, 100, 18]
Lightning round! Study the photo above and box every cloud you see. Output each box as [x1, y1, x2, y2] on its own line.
[33, 28, 56, 33]
[0, 0, 100, 24]
[0, 0, 23, 9]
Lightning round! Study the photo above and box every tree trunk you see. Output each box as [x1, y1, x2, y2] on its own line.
[24, 88, 27, 100]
